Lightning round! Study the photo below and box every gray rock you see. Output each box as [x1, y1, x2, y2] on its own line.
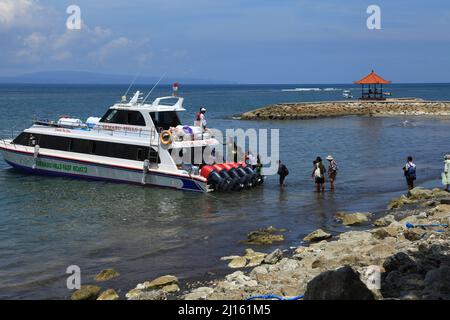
[184, 287, 214, 300]
[303, 229, 332, 242]
[388, 195, 409, 210]
[97, 288, 119, 300]
[224, 271, 258, 288]
[408, 187, 433, 200]
[162, 284, 180, 293]
[126, 289, 166, 300]
[264, 249, 283, 264]
[336, 212, 372, 226]
[250, 266, 269, 277]
[304, 266, 375, 300]
[383, 252, 417, 273]
[244, 229, 285, 245]
[94, 268, 120, 282]
[71, 285, 102, 300]
[423, 266, 450, 299]
[136, 275, 178, 290]
[373, 214, 396, 227]
[228, 256, 247, 269]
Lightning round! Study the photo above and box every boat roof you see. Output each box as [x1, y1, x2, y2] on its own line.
[112, 92, 186, 112]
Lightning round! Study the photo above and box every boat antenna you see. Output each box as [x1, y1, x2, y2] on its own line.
[142, 72, 167, 103]
[122, 71, 141, 100]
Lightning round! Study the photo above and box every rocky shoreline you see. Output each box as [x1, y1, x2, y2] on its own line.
[71, 187, 450, 300]
[240, 99, 450, 120]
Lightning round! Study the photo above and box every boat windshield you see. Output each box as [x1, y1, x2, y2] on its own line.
[150, 111, 181, 131]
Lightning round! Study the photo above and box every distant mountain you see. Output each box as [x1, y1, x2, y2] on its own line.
[0, 71, 237, 85]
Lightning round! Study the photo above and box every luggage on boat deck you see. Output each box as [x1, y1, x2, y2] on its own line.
[57, 117, 83, 127]
[86, 117, 101, 128]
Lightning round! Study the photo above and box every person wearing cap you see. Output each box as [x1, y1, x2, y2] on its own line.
[200, 107, 207, 131]
[442, 154, 450, 192]
[326, 155, 338, 191]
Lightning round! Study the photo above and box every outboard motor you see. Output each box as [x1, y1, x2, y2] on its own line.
[242, 166, 258, 187]
[214, 164, 241, 191]
[201, 165, 232, 191]
[212, 164, 235, 191]
[229, 162, 251, 188]
[221, 163, 244, 191]
[239, 161, 262, 186]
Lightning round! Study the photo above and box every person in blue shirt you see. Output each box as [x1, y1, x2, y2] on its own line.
[403, 156, 416, 190]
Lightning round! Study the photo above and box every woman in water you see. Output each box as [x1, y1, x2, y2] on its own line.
[312, 157, 326, 192]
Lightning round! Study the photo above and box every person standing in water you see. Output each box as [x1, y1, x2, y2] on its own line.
[403, 156, 416, 190]
[442, 154, 450, 192]
[326, 155, 338, 191]
[247, 152, 257, 170]
[277, 160, 289, 187]
[255, 154, 263, 175]
[312, 156, 326, 192]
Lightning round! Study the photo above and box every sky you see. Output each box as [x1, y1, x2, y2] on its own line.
[0, 0, 449, 83]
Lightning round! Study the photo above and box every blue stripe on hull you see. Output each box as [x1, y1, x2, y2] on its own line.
[4, 160, 204, 192]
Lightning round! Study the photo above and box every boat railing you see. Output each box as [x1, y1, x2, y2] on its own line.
[90, 125, 154, 138]
[33, 119, 155, 138]
[30, 119, 215, 143]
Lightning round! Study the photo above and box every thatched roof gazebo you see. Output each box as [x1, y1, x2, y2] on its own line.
[354, 70, 391, 100]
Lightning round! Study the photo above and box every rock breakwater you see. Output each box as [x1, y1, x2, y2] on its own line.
[240, 99, 450, 120]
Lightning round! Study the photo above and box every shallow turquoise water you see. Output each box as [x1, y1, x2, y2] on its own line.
[0, 83, 449, 299]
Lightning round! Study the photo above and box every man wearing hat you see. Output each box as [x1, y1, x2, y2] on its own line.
[200, 107, 207, 132]
[326, 155, 338, 191]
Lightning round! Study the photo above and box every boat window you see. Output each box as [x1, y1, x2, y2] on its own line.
[149, 111, 181, 131]
[71, 138, 93, 154]
[136, 148, 144, 161]
[127, 111, 146, 126]
[100, 110, 146, 126]
[38, 135, 71, 151]
[13, 132, 33, 146]
[12, 133, 160, 162]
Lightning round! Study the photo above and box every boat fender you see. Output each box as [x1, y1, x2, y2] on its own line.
[32, 145, 40, 169]
[141, 159, 150, 184]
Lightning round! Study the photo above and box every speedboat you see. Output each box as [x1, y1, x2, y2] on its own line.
[342, 90, 353, 99]
[0, 91, 262, 192]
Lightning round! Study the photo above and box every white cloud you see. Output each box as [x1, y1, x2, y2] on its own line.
[0, 1, 155, 72]
[0, 0, 44, 29]
[87, 36, 131, 63]
[23, 31, 46, 48]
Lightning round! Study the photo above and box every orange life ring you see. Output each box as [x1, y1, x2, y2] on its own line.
[160, 130, 173, 145]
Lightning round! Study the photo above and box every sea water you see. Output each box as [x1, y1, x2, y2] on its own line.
[0, 83, 449, 299]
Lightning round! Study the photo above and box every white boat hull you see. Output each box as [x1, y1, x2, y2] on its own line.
[0, 143, 209, 192]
